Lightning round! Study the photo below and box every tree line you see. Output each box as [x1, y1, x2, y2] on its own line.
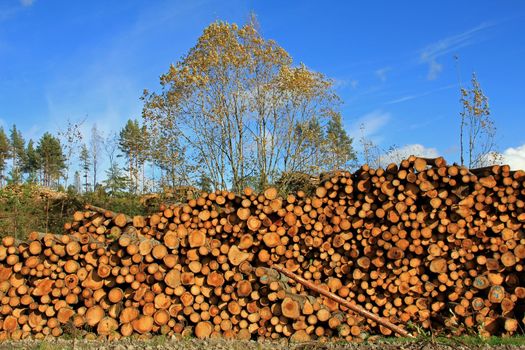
[0, 127, 66, 188]
[0, 20, 500, 197]
[0, 20, 358, 196]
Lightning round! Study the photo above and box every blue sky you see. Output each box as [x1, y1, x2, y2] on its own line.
[1, 0, 525, 170]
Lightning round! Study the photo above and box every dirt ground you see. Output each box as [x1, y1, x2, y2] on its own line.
[0, 338, 524, 350]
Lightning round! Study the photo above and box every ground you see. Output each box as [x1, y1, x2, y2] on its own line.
[1, 337, 525, 350]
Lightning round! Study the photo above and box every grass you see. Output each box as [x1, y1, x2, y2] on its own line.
[2, 336, 525, 350]
[376, 334, 525, 346]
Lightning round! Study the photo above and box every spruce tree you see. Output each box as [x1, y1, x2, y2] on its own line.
[104, 163, 128, 196]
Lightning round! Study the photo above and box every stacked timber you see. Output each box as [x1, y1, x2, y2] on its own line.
[0, 156, 524, 340]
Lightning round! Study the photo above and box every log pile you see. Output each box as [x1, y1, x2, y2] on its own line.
[0, 156, 524, 341]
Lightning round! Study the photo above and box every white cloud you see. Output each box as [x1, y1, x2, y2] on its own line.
[375, 67, 391, 82]
[386, 95, 417, 105]
[349, 110, 391, 141]
[385, 84, 456, 105]
[499, 144, 525, 170]
[380, 144, 439, 165]
[20, 0, 34, 7]
[427, 59, 443, 80]
[333, 78, 359, 90]
[419, 21, 495, 80]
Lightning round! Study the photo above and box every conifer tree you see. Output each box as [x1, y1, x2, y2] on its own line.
[79, 144, 91, 193]
[0, 127, 9, 187]
[36, 133, 65, 187]
[23, 140, 41, 183]
[104, 163, 128, 196]
[9, 125, 26, 184]
[119, 119, 144, 194]
[325, 111, 355, 170]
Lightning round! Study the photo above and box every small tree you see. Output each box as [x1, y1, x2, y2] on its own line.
[104, 163, 128, 196]
[459, 73, 498, 168]
[358, 123, 382, 168]
[79, 144, 91, 193]
[90, 124, 104, 189]
[197, 173, 213, 193]
[58, 118, 84, 188]
[103, 132, 119, 171]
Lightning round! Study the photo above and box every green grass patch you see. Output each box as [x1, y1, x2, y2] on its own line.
[377, 335, 525, 346]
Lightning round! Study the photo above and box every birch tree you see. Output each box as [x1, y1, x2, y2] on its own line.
[58, 118, 84, 188]
[90, 124, 103, 190]
[459, 73, 498, 168]
[143, 20, 354, 192]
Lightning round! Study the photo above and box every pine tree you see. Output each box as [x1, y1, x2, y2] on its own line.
[79, 144, 91, 193]
[325, 112, 356, 170]
[36, 133, 65, 187]
[9, 125, 26, 184]
[119, 119, 142, 194]
[293, 117, 325, 175]
[23, 140, 41, 183]
[0, 127, 9, 187]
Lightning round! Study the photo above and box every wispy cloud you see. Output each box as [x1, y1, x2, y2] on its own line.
[386, 95, 417, 105]
[20, 0, 35, 7]
[333, 78, 359, 90]
[349, 110, 391, 145]
[420, 21, 496, 80]
[0, 5, 19, 22]
[375, 67, 391, 82]
[1, 0, 35, 23]
[381, 144, 439, 164]
[427, 60, 443, 80]
[385, 84, 456, 105]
